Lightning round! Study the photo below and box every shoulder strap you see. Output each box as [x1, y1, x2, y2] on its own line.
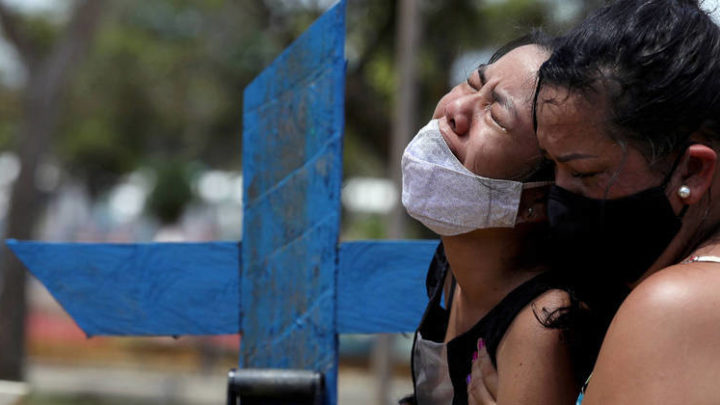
[425, 242, 449, 299]
[414, 242, 452, 343]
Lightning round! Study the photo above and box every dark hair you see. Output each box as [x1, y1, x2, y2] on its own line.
[537, 0, 720, 166]
[489, 29, 558, 64]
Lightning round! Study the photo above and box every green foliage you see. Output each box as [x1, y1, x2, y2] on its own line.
[365, 51, 394, 101]
[18, 14, 60, 56]
[0, 123, 12, 150]
[0, 115, 16, 152]
[0, 0, 596, 231]
[146, 160, 193, 225]
[342, 212, 388, 240]
[0, 87, 19, 151]
[55, 0, 287, 199]
[342, 126, 385, 178]
[58, 116, 138, 196]
[482, 0, 549, 37]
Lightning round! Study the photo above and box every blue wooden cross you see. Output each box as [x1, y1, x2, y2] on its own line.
[6, 2, 438, 403]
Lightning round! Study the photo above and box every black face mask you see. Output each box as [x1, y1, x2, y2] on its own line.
[547, 182, 685, 286]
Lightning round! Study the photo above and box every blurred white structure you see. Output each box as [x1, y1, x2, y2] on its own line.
[342, 177, 397, 214]
[0, 380, 28, 405]
[0, 152, 20, 222]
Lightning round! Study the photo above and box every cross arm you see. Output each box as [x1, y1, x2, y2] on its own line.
[5, 239, 241, 336]
[337, 240, 438, 334]
[6, 239, 437, 337]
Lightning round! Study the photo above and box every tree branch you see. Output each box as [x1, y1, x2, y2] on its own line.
[0, 1, 34, 67]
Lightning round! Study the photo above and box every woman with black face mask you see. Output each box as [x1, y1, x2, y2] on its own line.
[472, 0, 720, 404]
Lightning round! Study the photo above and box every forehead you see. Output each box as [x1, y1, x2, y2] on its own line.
[536, 85, 610, 146]
[485, 44, 548, 97]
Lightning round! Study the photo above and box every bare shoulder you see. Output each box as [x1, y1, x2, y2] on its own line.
[502, 288, 572, 344]
[583, 263, 720, 404]
[494, 288, 578, 404]
[496, 288, 574, 371]
[600, 263, 720, 358]
[620, 262, 720, 328]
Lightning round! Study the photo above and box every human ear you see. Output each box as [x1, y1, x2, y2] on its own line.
[516, 185, 550, 224]
[675, 144, 717, 205]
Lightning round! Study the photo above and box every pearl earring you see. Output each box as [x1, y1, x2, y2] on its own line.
[678, 185, 691, 199]
[527, 207, 535, 218]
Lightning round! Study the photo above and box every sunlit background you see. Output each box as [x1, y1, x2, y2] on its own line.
[1, 0, 718, 404]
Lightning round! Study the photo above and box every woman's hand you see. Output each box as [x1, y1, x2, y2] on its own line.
[468, 339, 498, 405]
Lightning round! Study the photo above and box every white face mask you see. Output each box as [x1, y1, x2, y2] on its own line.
[401, 119, 550, 236]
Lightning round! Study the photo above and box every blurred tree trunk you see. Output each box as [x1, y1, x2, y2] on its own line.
[0, 0, 104, 381]
[373, 1, 422, 404]
[388, 0, 420, 240]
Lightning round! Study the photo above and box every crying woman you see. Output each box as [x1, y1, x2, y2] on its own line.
[400, 32, 623, 405]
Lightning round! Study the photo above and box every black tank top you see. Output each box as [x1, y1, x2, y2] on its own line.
[411, 243, 573, 405]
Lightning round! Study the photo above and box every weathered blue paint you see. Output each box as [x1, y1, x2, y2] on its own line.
[7, 238, 437, 338]
[240, 1, 345, 403]
[337, 240, 438, 334]
[5, 239, 240, 336]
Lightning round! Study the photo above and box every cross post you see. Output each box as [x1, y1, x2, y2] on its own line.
[6, 2, 438, 403]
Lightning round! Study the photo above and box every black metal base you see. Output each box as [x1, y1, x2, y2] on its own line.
[227, 368, 324, 405]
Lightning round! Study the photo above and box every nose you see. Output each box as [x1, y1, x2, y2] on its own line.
[444, 93, 478, 136]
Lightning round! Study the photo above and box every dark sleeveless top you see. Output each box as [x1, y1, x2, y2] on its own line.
[410, 243, 574, 405]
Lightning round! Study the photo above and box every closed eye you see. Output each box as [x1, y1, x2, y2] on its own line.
[486, 104, 507, 132]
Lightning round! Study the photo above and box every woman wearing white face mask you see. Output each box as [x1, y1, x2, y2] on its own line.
[400, 33, 621, 405]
